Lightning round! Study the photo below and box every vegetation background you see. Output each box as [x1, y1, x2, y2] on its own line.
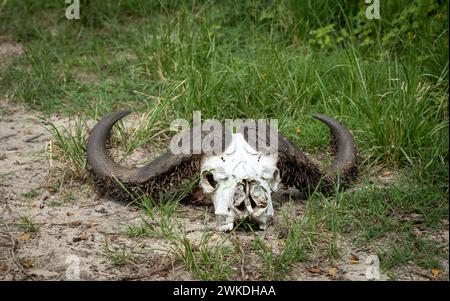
[0, 0, 448, 280]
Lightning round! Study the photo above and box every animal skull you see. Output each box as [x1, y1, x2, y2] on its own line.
[200, 133, 280, 231]
[86, 111, 358, 232]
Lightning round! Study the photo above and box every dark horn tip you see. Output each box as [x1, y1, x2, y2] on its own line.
[113, 110, 132, 119]
[312, 113, 323, 119]
[95, 110, 133, 125]
[312, 113, 329, 122]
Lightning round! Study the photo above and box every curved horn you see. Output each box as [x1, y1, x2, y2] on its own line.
[312, 114, 357, 180]
[87, 110, 197, 184]
[277, 114, 357, 193]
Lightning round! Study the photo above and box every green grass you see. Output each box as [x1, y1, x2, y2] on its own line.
[42, 116, 89, 179]
[19, 217, 38, 233]
[169, 231, 238, 281]
[45, 192, 77, 207]
[253, 224, 311, 280]
[21, 189, 41, 199]
[313, 180, 448, 271]
[1, 0, 448, 280]
[102, 240, 135, 266]
[125, 181, 239, 280]
[1, 1, 447, 181]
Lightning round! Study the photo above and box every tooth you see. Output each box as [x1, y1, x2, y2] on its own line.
[232, 183, 249, 218]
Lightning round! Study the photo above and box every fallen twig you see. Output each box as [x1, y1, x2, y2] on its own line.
[24, 133, 44, 143]
[0, 231, 35, 280]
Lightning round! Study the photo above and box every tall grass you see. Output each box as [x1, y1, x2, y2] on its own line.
[43, 116, 89, 179]
[1, 1, 445, 184]
[2, 1, 446, 182]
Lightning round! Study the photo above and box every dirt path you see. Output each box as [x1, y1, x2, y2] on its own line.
[1, 100, 440, 281]
[0, 101, 196, 280]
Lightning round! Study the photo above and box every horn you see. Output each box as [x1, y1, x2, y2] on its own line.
[87, 110, 197, 184]
[277, 114, 357, 193]
[312, 114, 357, 180]
[87, 110, 233, 199]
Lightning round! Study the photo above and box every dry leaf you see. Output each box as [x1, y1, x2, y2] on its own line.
[79, 234, 88, 241]
[19, 233, 32, 241]
[22, 259, 35, 269]
[110, 235, 118, 241]
[351, 255, 360, 264]
[431, 269, 441, 279]
[310, 267, 321, 273]
[47, 186, 57, 193]
[328, 267, 337, 276]
[69, 221, 81, 227]
[66, 212, 74, 216]
[381, 170, 392, 177]
[0, 263, 8, 272]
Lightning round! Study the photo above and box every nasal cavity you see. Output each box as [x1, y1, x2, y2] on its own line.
[249, 183, 268, 208]
[233, 183, 247, 211]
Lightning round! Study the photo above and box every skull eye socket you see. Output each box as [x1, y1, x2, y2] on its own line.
[261, 168, 280, 191]
[202, 171, 217, 191]
[262, 168, 280, 180]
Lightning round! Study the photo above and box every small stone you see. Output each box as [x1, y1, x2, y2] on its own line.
[95, 206, 108, 214]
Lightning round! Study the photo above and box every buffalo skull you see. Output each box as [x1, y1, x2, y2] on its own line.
[87, 111, 357, 231]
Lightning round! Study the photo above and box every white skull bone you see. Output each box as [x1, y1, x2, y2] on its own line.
[200, 132, 280, 231]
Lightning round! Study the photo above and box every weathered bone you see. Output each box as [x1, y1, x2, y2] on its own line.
[200, 132, 279, 230]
